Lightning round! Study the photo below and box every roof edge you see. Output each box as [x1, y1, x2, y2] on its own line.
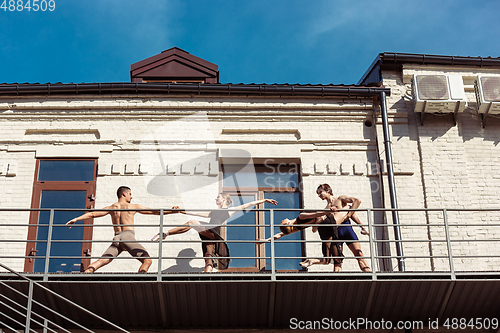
[357, 54, 382, 85]
[358, 52, 500, 85]
[0, 82, 390, 97]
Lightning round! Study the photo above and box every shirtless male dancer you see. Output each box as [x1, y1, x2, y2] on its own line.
[265, 184, 363, 272]
[66, 186, 178, 273]
[305, 184, 367, 272]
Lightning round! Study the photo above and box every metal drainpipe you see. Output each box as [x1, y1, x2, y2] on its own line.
[379, 91, 405, 271]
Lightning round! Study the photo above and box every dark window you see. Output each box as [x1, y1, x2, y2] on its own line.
[226, 194, 259, 268]
[38, 160, 95, 181]
[25, 159, 97, 273]
[223, 164, 299, 188]
[263, 191, 302, 270]
[34, 190, 87, 272]
[222, 163, 303, 272]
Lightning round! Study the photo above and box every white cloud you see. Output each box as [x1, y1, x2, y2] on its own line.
[304, 2, 376, 41]
[79, 0, 181, 52]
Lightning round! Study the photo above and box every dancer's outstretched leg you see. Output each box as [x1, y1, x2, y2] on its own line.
[348, 242, 371, 272]
[299, 258, 329, 268]
[152, 219, 201, 240]
[199, 229, 216, 273]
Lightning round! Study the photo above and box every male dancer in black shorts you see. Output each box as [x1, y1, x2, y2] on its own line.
[265, 184, 363, 272]
[302, 184, 363, 271]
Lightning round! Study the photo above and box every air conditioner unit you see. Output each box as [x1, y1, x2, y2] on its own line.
[474, 76, 500, 114]
[412, 74, 467, 113]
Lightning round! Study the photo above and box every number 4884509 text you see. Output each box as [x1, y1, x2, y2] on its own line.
[1, 0, 55, 11]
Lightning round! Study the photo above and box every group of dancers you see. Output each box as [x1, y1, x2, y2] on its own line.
[66, 184, 370, 273]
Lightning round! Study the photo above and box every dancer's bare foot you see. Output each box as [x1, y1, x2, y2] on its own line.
[151, 232, 167, 241]
[84, 266, 96, 273]
[299, 259, 313, 268]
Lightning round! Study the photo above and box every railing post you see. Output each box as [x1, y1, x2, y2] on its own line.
[367, 209, 377, 280]
[270, 209, 276, 281]
[43, 209, 55, 282]
[157, 209, 164, 282]
[43, 319, 48, 333]
[25, 280, 34, 333]
[442, 209, 456, 280]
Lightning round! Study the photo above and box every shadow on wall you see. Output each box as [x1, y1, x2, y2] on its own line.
[162, 248, 204, 273]
[458, 109, 500, 145]
[362, 116, 374, 141]
[369, 175, 393, 272]
[364, 124, 393, 271]
[388, 97, 457, 142]
[401, 98, 500, 144]
[411, 113, 456, 141]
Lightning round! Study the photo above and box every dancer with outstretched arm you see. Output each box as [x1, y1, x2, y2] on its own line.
[263, 184, 367, 272]
[66, 186, 179, 273]
[152, 193, 277, 272]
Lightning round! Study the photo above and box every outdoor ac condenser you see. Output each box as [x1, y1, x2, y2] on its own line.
[412, 74, 467, 113]
[474, 76, 500, 114]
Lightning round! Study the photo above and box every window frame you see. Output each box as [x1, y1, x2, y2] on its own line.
[220, 163, 304, 272]
[24, 159, 97, 272]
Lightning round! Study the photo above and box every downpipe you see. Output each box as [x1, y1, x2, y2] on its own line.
[379, 91, 405, 271]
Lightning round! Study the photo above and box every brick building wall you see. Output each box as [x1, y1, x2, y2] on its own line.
[379, 65, 500, 272]
[0, 95, 378, 273]
[1, 67, 499, 274]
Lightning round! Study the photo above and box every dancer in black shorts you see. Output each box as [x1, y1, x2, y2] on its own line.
[266, 184, 362, 272]
[337, 209, 371, 272]
[302, 184, 367, 272]
[152, 193, 277, 272]
[266, 213, 344, 268]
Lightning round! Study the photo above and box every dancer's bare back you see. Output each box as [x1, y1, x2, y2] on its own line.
[106, 201, 143, 233]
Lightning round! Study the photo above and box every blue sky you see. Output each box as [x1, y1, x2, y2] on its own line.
[1, 0, 499, 85]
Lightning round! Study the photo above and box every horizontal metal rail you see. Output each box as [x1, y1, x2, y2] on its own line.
[0, 207, 499, 280]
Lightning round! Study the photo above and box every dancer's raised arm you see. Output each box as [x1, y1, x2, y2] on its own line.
[179, 209, 211, 218]
[229, 198, 278, 217]
[66, 208, 111, 229]
[135, 205, 180, 216]
[349, 211, 369, 236]
[336, 195, 361, 220]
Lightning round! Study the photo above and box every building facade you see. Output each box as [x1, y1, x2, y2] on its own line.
[360, 53, 500, 272]
[1, 49, 500, 331]
[1, 49, 500, 275]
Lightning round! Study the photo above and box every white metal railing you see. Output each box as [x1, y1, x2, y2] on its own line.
[1, 207, 500, 331]
[0, 207, 500, 281]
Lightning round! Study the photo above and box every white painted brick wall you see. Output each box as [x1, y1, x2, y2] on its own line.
[383, 67, 500, 272]
[1, 88, 499, 274]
